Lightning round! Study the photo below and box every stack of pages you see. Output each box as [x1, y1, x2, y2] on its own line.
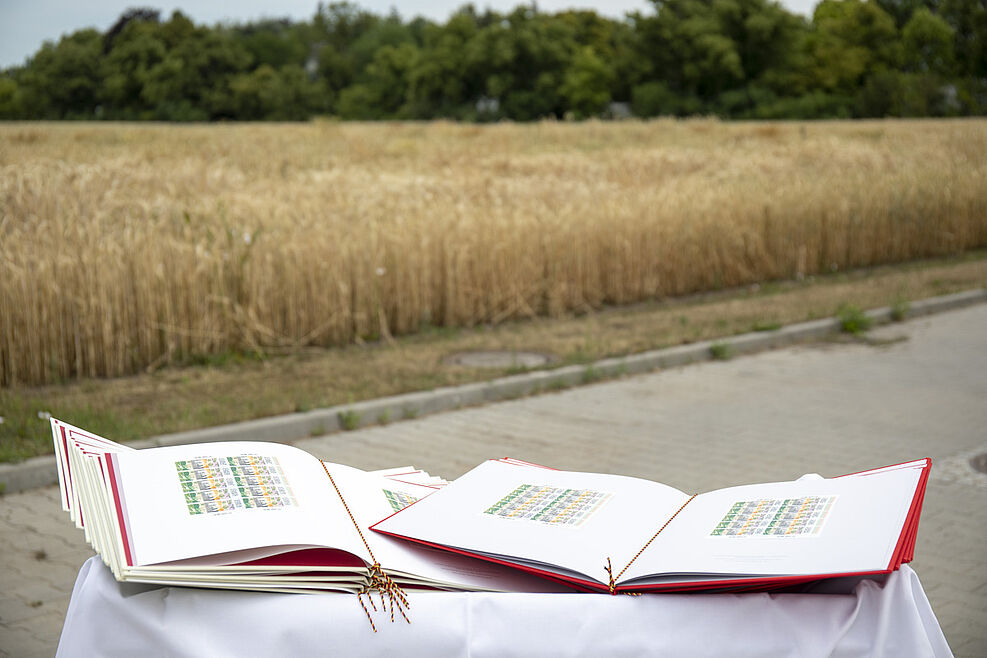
[51, 418, 930, 595]
[51, 419, 564, 594]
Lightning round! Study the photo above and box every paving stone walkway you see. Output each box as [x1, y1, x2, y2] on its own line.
[2, 304, 985, 657]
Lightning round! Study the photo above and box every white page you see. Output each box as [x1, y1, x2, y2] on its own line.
[838, 459, 928, 478]
[323, 463, 568, 592]
[374, 459, 690, 584]
[364, 465, 447, 488]
[113, 442, 370, 567]
[622, 466, 922, 583]
[50, 420, 71, 511]
[369, 466, 419, 477]
[54, 419, 134, 520]
[80, 454, 112, 558]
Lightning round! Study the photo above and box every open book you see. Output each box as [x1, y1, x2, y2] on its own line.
[50, 419, 564, 594]
[372, 457, 930, 593]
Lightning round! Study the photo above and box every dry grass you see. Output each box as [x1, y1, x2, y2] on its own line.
[1, 253, 984, 461]
[2, 118, 986, 387]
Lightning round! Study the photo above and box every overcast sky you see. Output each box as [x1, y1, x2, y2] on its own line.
[0, 0, 820, 70]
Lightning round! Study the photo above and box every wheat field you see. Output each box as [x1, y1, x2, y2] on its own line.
[2, 119, 986, 387]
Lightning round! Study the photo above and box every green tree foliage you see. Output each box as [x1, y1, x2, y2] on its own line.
[313, 2, 390, 97]
[405, 11, 483, 118]
[875, 0, 940, 28]
[631, 80, 685, 117]
[809, 0, 901, 96]
[467, 7, 581, 120]
[13, 29, 104, 118]
[938, 0, 987, 113]
[337, 42, 418, 118]
[100, 14, 166, 117]
[229, 65, 327, 120]
[1, 0, 984, 121]
[633, 0, 808, 117]
[561, 46, 615, 117]
[0, 77, 23, 117]
[140, 13, 252, 120]
[903, 7, 955, 74]
[235, 19, 309, 69]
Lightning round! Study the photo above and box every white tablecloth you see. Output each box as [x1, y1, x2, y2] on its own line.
[57, 557, 951, 657]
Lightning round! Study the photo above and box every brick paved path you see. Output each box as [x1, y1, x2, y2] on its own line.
[2, 304, 985, 657]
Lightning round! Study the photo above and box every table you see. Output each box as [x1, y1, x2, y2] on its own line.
[57, 557, 951, 657]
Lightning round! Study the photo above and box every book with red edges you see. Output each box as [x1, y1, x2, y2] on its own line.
[371, 457, 931, 593]
[49, 418, 565, 594]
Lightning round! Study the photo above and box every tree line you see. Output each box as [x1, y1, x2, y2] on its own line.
[1, 0, 985, 121]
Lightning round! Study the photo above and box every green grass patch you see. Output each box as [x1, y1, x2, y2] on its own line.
[0, 395, 129, 462]
[338, 410, 362, 431]
[836, 304, 873, 335]
[581, 365, 601, 384]
[890, 296, 910, 322]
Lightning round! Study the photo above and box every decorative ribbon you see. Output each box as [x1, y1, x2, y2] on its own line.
[322, 462, 412, 632]
[605, 494, 697, 595]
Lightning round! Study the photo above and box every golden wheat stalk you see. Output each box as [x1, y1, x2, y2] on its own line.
[2, 119, 985, 386]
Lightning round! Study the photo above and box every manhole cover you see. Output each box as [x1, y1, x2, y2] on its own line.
[444, 351, 553, 368]
[969, 453, 987, 474]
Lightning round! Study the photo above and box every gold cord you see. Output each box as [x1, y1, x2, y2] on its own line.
[605, 494, 697, 594]
[322, 462, 411, 631]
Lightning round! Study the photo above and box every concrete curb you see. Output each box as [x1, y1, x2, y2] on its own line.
[3, 288, 985, 495]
